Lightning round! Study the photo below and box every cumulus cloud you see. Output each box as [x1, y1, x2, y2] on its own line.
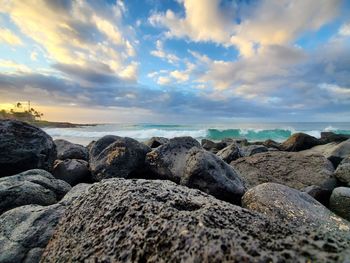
[0, 0, 137, 81]
[150, 40, 180, 64]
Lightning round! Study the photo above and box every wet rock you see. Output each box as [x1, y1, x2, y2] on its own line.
[41, 179, 350, 263]
[146, 136, 201, 183]
[144, 137, 170, 148]
[231, 151, 334, 190]
[0, 169, 71, 215]
[216, 143, 241, 163]
[54, 139, 88, 161]
[321, 132, 350, 143]
[183, 147, 246, 204]
[242, 183, 350, 232]
[52, 159, 91, 186]
[281, 133, 320, 152]
[0, 184, 91, 263]
[329, 187, 350, 221]
[89, 136, 151, 181]
[0, 120, 57, 177]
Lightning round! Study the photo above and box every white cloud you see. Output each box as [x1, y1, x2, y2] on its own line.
[150, 40, 179, 64]
[339, 23, 350, 36]
[0, 59, 31, 73]
[0, 27, 22, 45]
[157, 76, 171, 85]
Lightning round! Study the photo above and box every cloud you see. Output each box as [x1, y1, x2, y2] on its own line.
[150, 40, 180, 64]
[0, 0, 137, 81]
[0, 27, 22, 45]
[150, 0, 341, 57]
[339, 23, 350, 36]
[0, 59, 31, 73]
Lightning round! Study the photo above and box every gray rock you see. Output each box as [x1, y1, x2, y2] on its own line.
[242, 183, 350, 232]
[341, 156, 350, 165]
[302, 184, 334, 207]
[41, 179, 350, 263]
[89, 136, 151, 181]
[201, 139, 226, 153]
[231, 151, 334, 190]
[144, 137, 169, 148]
[0, 169, 71, 215]
[240, 145, 268, 157]
[54, 139, 88, 161]
[52, 159, 91, 186]
[326, 139, 350, 167]
[146, 136, 201, 183]
[0, 120, 57, 177]
[183, 147, 246, 204]
[0, 183, 91, 263]
[216, 143, 241, 163]
[281, 132, 320, 152]
[263, 139, 281, 150]
[321, 132, 350, 143]
[335, 162, 350, 186]
[330, 187, 350, 221]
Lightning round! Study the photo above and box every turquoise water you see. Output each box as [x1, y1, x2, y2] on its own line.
[44, 122, 350, 145]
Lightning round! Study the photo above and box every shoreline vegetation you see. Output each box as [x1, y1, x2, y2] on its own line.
[1, 119, 350, 262]
[0, 102, 96, 128]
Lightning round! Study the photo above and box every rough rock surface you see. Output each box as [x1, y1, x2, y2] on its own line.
[41, 179, 350, 263]
[54, 139, 88, 161]
[0, 120, 57, 177]
[216, 143, 241, 163]
[262, 139, 281, 150]
[146, 136, 201, 183]
[0, 184, 91, 263]
[321, 132, 350, 143]
[0, 169, 71, 215]
[183, 147, 246, 204]
[334, 162, 350, 186]
[330, 187, 350, 221]
[302, 184, 335, 207]
[281, 133, 320, 152]
[52, 159, 91, 186]
[240, 145, 268, 157]
[89, 135, 151, 181]
[231, 151, 334, 190]
[325, 139, 350, 167]
[144, 137, 170, 148]
[242, 183, 350, 232]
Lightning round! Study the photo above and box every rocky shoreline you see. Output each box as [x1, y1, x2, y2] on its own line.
[0, 119, 350, 262]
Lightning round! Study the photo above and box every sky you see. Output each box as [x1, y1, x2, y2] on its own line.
[0, 0, 350, 123]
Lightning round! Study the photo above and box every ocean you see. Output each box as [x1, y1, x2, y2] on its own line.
[44, 122, 350, 146]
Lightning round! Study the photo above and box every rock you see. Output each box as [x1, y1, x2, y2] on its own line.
[0, 184, 91, 263]
[329, 187, 350, 221]
[240, 145, 268, 157]
[231, 151, 334, 190]
[183, 147, 246, 204]
[52, 159, 91, 186]
[302, 185, 334, 207]
[41, 179, 350, 262]
[242, 183, 350, 232]
[263, 139, 281, 150]
[281, 132, 320, 151]
[86, 140, 95, 152]
[89, 135, 151, 181]
[201, 139, 226, 153]
[54, 139, 88, 161]
[0, 120, 57, 177]
[341, 156, 350, 165]
[222, 138, 248, 147]
[146, 137, 201, 183]
[321, 132, 350, 143]
[0, 169, 71, 215]
[216, 143, 241, 163]
[144, 137, 169, 148]
[334, 162, 350, 186]
[326, 139, 350, 168]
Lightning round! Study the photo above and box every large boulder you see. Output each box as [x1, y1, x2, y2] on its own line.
[89, 135, 151, 181]
[52, 159, 91, 186]
[146, 137, 201, 183]
[41, 179, 350, 262]
[216, 143, 241, 163]
[0, 120, 57, 177]
[242, 183, 350, 232]
[54, 139, 88, 161]
[302, 184, 336, 207]
[0, 184, 91, 263]
[329, 187, 350, 221]
[334, 161, 350, 186]
[183, 147, 246, 204]
[320, 132, 350, 143]
[144, 137, 169, 148]
[326, 139, 350, 167]
[280, 132, 320, 152]
[262, 139, 281, 150]
[0, 169, 71, 215]
[231, 151, 334, 190]
[201, 139, 226, 153]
